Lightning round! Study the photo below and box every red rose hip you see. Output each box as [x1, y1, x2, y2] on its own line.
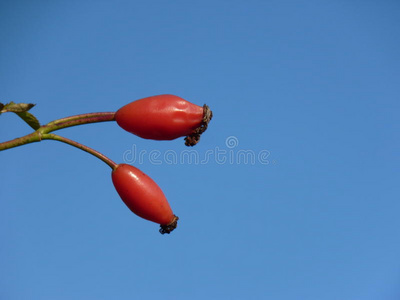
[115, 94, 212, 146]
[112, 163, 178, 234]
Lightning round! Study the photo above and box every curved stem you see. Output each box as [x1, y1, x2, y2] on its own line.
[41, 112, 115, 134]
[47, 112, 114, 125]
[42, 133, 117, 170]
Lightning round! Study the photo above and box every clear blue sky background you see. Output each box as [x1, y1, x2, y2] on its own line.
[1, 1, 399, 299]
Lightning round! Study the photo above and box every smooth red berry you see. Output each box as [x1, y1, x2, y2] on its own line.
[115, 94, 212, 146]
[112, 163, 178, 234]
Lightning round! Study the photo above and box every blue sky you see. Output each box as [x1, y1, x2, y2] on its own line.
[1, 1, 399, 299]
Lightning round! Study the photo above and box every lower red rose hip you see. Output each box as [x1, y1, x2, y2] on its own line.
[112, 163, 178, 234]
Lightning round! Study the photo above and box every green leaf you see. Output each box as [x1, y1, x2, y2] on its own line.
[0, 101, 40, 129]
[1, 102, 35, 113]
[15, 111, 41, 130]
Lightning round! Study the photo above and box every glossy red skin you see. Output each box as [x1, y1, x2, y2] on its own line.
[112, 164, 174, 225]
[115, 94, 204, 140]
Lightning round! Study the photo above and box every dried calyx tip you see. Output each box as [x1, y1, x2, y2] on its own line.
[184, 104, 213, 147]
[159, 215, 179, 234]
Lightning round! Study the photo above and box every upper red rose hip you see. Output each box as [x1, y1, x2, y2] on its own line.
[115, 94, 212, 146]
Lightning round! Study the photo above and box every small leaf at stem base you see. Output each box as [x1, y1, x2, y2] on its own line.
[15, 111, 41, 130]
[0, 102, 40, 130]
[1, 102, 35, 113]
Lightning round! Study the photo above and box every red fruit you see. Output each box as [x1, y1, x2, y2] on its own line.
[115, 94, 212, 146]
[112, 163, 178, 234]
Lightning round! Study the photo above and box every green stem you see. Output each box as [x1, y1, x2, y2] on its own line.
[0, 112, 116, 151]
[42, 133, 117, 169]
[0, 131, 42, 151]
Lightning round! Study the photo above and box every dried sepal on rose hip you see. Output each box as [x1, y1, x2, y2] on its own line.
[115, 94, 212, 146]
[112, 163, 178, 234]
